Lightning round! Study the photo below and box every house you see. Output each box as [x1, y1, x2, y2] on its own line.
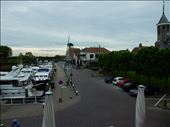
[66, 46, 80, 64]
[132, 43, 148, 53]
[80, 47, 110, 66]
[65, 35, 110, 66]
[65, 36, 81, 64]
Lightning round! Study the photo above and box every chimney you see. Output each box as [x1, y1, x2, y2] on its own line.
[139, 43, 142, 48]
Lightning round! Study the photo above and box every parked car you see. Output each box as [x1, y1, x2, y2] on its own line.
[104, 76, 114, 83]
[117, 78, 129, 87]
[144, 85, 160, 96]
[129, 89, 138, 97]
[112, 77, 125, 85]
[129, 85, 160, 97]
[123, 81, 138, 92]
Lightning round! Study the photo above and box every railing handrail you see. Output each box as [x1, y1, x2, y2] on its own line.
[0, 96, 45, 105]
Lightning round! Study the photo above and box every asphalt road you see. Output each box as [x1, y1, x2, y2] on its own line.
[54, 69, 170, 127]
[2, 68, 170, 127]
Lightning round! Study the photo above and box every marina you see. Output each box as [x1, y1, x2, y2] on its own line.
[0, 61, 55, 103]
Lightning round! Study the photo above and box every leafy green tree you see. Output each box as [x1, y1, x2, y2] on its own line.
[25, 52, 34, 57]
[134, 47, 160, 83]
[0, 45, 12, 62]
[158, 48, 170, 90]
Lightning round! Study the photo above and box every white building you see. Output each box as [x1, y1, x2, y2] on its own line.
[80, 47, 110, 66]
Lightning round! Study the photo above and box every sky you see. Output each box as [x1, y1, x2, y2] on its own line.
[1, 1, 170, 56]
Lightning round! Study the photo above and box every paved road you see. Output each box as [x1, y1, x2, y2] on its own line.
[54, 69, 170, 127]
[2, 68, 170, 127]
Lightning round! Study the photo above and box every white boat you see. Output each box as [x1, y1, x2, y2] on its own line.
[32, 71, 50, 90]
[0, 77, 33, 99]
[32, 66, 40, 73]
[0, 66, 33, 99]
[20, 67, 33, 76]
[0, 72, 9, 77]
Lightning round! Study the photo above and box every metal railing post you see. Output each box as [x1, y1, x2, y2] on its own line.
[35, 96, 37, 104]
[11, 98, 13, 104]
[23, 98, 25, 104]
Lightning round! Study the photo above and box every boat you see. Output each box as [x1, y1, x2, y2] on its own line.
[0, 65, 44, 100]
[0, 77, 33, 99]
[0, 72, 9, 77]
[32, 71, 50, 91]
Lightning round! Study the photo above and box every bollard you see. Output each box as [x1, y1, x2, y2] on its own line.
[42, 102, 45, 109]
[75, 90, 79, 96]
[59, 98, 62, 103]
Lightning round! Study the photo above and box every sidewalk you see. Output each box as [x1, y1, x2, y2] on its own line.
[0, 62, 80, 120]
[52, 62, 80, 111]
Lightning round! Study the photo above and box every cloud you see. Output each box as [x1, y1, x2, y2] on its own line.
[12, 47, 66, 56]
[1, 1, 169, 56]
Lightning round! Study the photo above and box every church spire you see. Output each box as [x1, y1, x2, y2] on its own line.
[157, 0, 169, 25]
[163, 0, 165, 14]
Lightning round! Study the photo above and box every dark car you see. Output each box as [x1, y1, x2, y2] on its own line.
[144, 85, 160, 96]
[104, 76, 114, 83]
[123, 81, 138, 92]
[129, 85, 160, 97]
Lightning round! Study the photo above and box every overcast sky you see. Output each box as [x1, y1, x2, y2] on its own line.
[1, 1, 170, 56]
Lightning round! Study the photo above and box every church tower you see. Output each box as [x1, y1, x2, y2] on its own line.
[155, 0, 170, 49]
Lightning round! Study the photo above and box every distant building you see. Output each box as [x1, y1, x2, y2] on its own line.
[155, 1, 170, 49]
[65, 44, 80, 64]
[132, 43, 148, 53]
[80, 47, 110, 66]
[65, 36, 110, 66]
[65, 35, 80, 62]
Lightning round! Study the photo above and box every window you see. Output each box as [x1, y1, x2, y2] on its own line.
[90, 54, 94, 58]
[95, 54, 99, 58]
[162, 25, 165, 29]
[158, 26, 161, 34]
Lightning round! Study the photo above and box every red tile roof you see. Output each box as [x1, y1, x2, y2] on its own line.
[82, 47, 110, 53]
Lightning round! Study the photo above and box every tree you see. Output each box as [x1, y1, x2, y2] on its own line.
[158, 48, 170, 90]
[25, 52, 34, 57]
[134, 47, 160, 83]
[0, 45, 12, 63]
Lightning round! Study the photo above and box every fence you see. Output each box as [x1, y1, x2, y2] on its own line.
[0, 96, 44, 105]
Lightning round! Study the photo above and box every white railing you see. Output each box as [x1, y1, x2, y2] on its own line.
[0, 96, 44, 105]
